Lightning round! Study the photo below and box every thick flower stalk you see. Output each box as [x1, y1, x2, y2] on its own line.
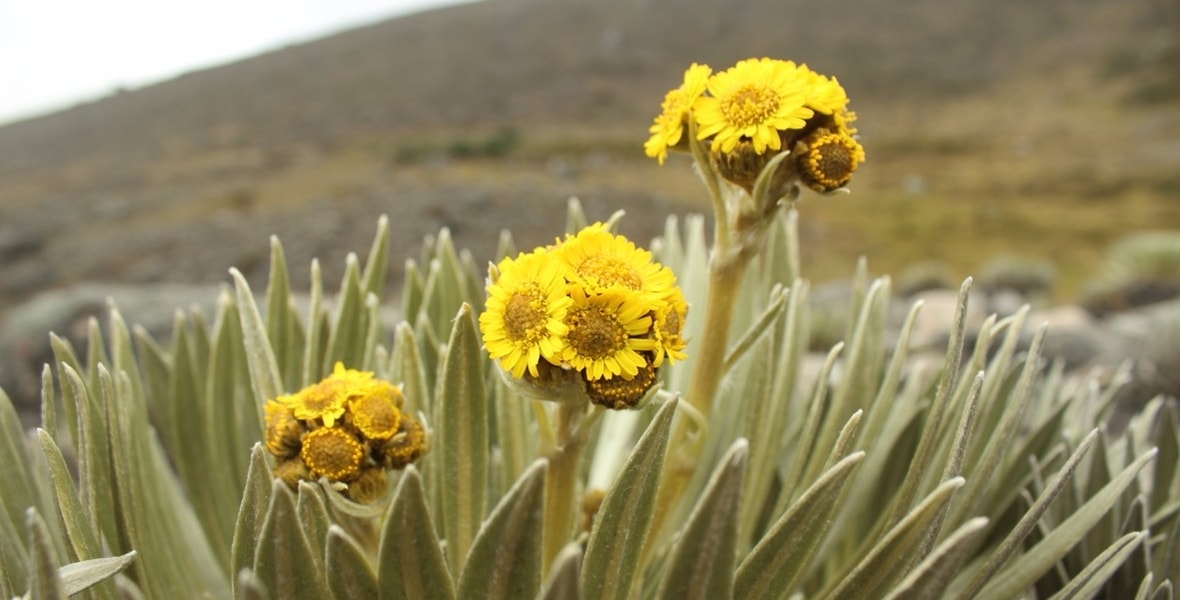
[645, 57, 866, 538]
[264, 362, 427, 502]
[479, 223, 688, 568]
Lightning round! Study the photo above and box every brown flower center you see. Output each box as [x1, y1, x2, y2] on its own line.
[503, 284, 548, 342]
[723, 85, 780, 128]
[566, 304, 628, 359]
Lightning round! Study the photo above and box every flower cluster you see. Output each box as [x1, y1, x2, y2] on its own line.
[263, 362, 427, 502]
[645, 57, 865, 194]
[479, 223, 687, 409]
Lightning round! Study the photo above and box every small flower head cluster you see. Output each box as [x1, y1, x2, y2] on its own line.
[479, 223, 688, 409]
[644, 58, 865, 195]
[263, 362, 427, 502]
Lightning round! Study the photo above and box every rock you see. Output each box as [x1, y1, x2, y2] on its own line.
[0, 282, 222, 428]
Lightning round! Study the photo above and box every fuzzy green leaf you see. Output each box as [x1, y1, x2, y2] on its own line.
[950, 325, 1047, 527]
[325, 525, 378, 600]
[265, 236, 305, 392]
[1151, 402, 1179, 518]
[26, 508, 66, 600]
[657, 439, 748, 600]
[721, 288, 786, 372]
[456, 459, 547, 600]
[378, 467, 455, 600]
[390, 323, 429, 416]
[231, 445, 275, 596]
[58, 552, 136, 596]
[36, 430, 102, 562]
[230, 267, 283, 407]
[361, 215, 391, 301]
[302, 259, 328, 385]
[953, 429, 1098, 598]
[252, 481, 329, 600]
[581, 398, 678, 600]
[295, 482, 332, 570]
[401, 259, 426, 328]
[324, 254, 367, 370]
[103, 365, 229, 599]
[882, 518, 989, 600]
[436, 303, 489, 575]
[235, 569, 271, 600]
[539, 543, 582, 600]
[1047, 531, 1146, 600]
[0, 389, 36, 548]
[823, 476, 966, 600]
[975, 447, 1159, 600]
[736, 451, 866, 599]
[887, 279, 970, 527]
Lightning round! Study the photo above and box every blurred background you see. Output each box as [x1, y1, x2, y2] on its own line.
[1, 0, 1178, 406]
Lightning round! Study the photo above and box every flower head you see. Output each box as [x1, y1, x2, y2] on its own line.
[560, 287, 657, 381]
[556, 223, 674, 300]
[479, 224, 689, 408]
[479, 250, 572, 378]
[651, 286, 689, 366]
[644, 63, 712, 165]
[300, 426, 364, 481]
[264, 396, 302, 458]
[795, 129, 866, 192]
[378, 413, 428, 470]
[694, 58, 814, 155]
[346, 467, 391, 504]
[262, 363, 425, 500]
[347, 383, 402, 441]
[585, 354, 659, 409]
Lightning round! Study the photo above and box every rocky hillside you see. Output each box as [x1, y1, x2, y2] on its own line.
[1, 0, 1178, 413]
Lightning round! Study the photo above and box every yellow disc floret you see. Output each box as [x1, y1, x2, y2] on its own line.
[561, 287, 657, 381]
[347, 384, 402, 441]
[300, 426, 364, 481]
[796, 129, 866, 192]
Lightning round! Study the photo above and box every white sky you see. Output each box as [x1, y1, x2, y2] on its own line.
[0, 0, 471, 126]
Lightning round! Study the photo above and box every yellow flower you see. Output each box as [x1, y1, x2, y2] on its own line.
[560, 287, 657, 380]
[795, 129, 866, 192]
[290, 362, 377, 427]
[644, 63, 712, 165]
[651, 286, 689, 367]
[799, 65, 850, 116]
[556, 223, 674, 300]
[480, 249, 572, 378]
[694, 58, 814, 155]
[347, 384, 402, 441]
[264, 396, 303, 458]
[300, 426, 364, 481]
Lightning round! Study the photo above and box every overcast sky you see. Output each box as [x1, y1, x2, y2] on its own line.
[0, 0, 472, 126]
